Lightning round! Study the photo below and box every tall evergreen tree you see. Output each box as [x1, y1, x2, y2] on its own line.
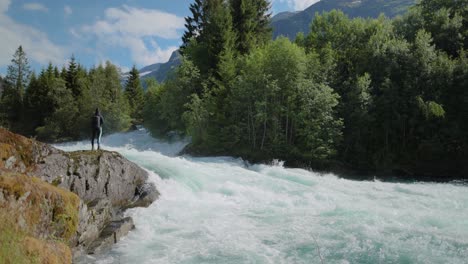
[181, 0, 206, 54]
[60, 66, 67, 81]
[1, 46, 31, 127]
[66, 55, 81, 97]
[125, 65, 145, 120]
[54, 66, 60, 78]
[229, 0, 272, 54]
[181, 0, 236, 79]
[24, 64, 62, 136]
[203, 0, 236, 78]
[0, 76, 4, 98]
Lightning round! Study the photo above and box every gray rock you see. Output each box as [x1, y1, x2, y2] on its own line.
[34, 150, 158, 208]
[87, 217, 135, 255]
[5, 156, 17, 169]
[0, 128, 159, 258]
[30, 149, 159, 256]
[128, 182, 160, 208]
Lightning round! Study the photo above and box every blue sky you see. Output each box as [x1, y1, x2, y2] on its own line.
[0, 0, 320, 74]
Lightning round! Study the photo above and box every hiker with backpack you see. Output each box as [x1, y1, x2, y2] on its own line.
[91, 108, 104, 150]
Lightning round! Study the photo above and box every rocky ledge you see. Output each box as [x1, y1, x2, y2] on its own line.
[0, 128, 159, 262]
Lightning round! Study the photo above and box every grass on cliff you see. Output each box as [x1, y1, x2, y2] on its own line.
[0, 214, 37, 264]
[0, 215, 72, 264]
[0, 173, 79, 263]
[0, 128, 36, 170]
[0, 173, 80, 241]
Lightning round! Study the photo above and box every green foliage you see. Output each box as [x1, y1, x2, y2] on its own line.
[229, 0, 272, 54]
[182, 0, 271, 80]
[182, 0, 235, 78]
[84, 62, 131, 134]
[181, 0, 205, 54]
[0, 46, 31, 130]
[299, 1, 466, 173]
[148, 0, 468, 176]
[182, 37, 343, 160]
[125, 65, 145, 121]
[143, 60, 201, 137]
[66, 55, 82, 97]
[1, 46, 131, 142]
[396, 0, 468, 56]
[3, 0, 467, 177]
[35, 77, 77, 141]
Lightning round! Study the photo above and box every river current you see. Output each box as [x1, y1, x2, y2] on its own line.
[56, 129, 468, 264]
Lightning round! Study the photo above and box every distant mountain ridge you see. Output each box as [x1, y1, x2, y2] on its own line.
[272, 0, 416, 39]
[122, 50, 181, 86]
[136, 0, 416, 83]
[140, 50, 181, 84]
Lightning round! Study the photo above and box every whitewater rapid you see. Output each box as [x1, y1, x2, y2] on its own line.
[56, 129, 468, 264]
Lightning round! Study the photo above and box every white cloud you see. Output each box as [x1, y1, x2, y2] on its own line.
[0, 0, 66, 67]
[80, 5, 185, 65]
[64, 5, 72, 16]
[0, 0, 10, 13]
[278, 0, 321, 11]
[23, 2, 48, 12]
[119, 65, 130, 74]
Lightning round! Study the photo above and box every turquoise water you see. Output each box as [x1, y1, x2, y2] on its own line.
[57, 130, 468, 264]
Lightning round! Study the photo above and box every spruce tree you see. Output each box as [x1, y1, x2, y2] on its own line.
[125, 65, 145, 120]
[54, 66, 60, 78]
[180, 0, 236, 79]
[0, 76, 3, 98]
[60, 66, 67, 81]
[1, 46, 31, 127]
[229, 0, 272, 54]
[66, 55, 81, 97]
[203, 0, 236, 77]
[181, 0, 206, 54]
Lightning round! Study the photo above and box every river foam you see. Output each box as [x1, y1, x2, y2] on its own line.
[56, 129, 468, 264]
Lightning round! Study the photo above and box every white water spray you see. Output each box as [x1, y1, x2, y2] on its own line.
[56, 130, 468, 264]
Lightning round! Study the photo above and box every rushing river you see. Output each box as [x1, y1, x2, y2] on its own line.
[56, 129, 468, 264]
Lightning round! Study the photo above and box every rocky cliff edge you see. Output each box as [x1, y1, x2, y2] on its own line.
[0, 128, 159, 262]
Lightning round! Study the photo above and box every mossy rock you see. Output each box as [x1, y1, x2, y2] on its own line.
[0, 173, 80, 242]
[0, 129, 35, 170]
[0, 213, 72, 264]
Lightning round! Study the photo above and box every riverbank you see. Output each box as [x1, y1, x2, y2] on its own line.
[181, 143, 468, 182]
[0, 128, 159, 263]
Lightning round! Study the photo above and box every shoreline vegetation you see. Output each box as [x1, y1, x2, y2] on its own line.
[1, 0, 467, 181]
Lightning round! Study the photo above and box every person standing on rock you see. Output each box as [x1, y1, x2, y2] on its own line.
[91, 108, 104, 150]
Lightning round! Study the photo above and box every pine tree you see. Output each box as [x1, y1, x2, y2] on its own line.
[60, 66, 67, 81]
[125, 65, 145, 120]
[180, 0, 236, 79]
[229, 0, 272, 54]
[0, 76, 4, 98]
[181, 0, 206, 54]
[66, 55, 81, 97]
[54, 66, 60, 78]
[1, 46, 31, 127]
[204, 0, 236, 77]
[24, 71, 48, 134]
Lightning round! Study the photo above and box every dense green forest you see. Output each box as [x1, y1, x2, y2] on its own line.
[144, 0, 468, 177]
[1, 0, 467, 178]
[0, 49, 144, 142]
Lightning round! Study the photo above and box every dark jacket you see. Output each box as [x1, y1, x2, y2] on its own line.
[92, 114, 104, 129]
